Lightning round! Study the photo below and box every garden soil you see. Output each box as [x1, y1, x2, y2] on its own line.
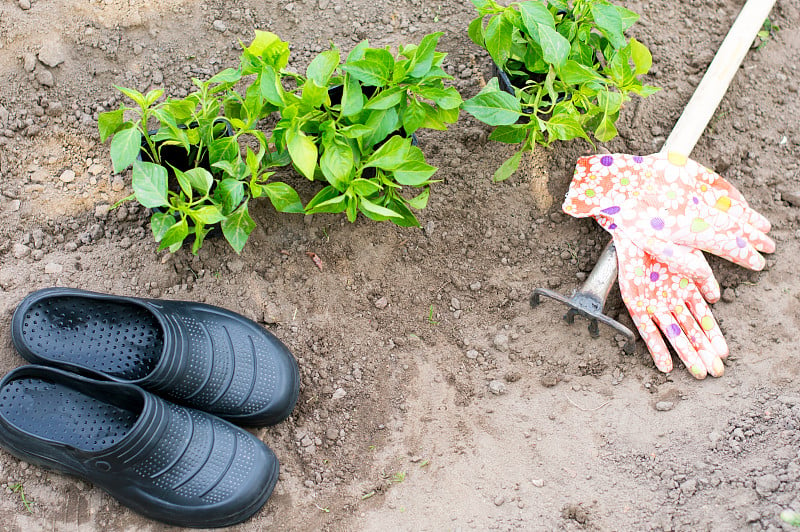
[1, 0, 800, 530]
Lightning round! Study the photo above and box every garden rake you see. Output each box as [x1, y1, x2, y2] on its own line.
[530, 0, 778, 354]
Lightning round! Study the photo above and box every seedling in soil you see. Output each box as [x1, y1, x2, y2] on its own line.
[9, 482, 33, 513]
[427, 304, 440, 325]
[463, 0, 658, 181]
[247, 31, 462, 227]
[782, 509, 800, 527]
[99, 48, 302, 254]
[391, 471, 407, 483]
[757, 18, 779, 49]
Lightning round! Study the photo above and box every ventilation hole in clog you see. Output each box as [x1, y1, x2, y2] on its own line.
[0, 377, 138, 452]
[21, 297, 162, 380]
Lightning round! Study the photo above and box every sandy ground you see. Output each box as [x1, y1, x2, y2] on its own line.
[1, 0, 800, 530]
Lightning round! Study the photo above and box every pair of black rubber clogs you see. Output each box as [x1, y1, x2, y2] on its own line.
[0, 287, 300, 528]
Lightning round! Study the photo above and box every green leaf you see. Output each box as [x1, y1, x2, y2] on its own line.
[590, 3, 625, 49]
[263, 182, 304, 213]
[545, 114, 591, 143]
[492, 149, 523, 182]
[320, 139, 354, 191]
[208, 68, 241, 86]
[408, 32, 442, 78]
[362, 108, 401, 148]
[305, 186, 347, 214]
[215, 178, 245, 214]
[307, 48, 341, 86]
[213, 160, 247, 180]
[489, 124, 529, 144]
[405, 187, 430, 209]
[115, 86, 147, 109]
[342, 49, 394, 87]
[393, 160, 437, 186]
[246, 30, 290, 69]
[485, 13, 513, 66]
[221, 200, 256, 254]
[413, 86, 463, 109]
[172, 167, 193, 199]
[629, 38, 652, 75]
[110, 127, 142, 173]
[98, 109, 124, 142]
[339, 124, 373, 139]
[594, 114, 618, 142]
[597, 90, 624, 115]
[359, 196, 404, 220]
[166, 99, 196, 122]
[347, 40, 370, 62]
[467, 16, 485, 47]
[183, 167, 214, 196]
[191, 205, 226, 225]
[537, 23, 570, 68]
[414, 101, 447, 131]
[191, 225, 210, 255]
[131, 161, 168, 208]
[436, 105, 460, 125]
[615, 5, 640, 30]
[144, 89, 164, 106]
[150, 212, 174, 241]
[607, 45, 635, 86]
[346, 196, 358, 222]
[637, 85, 661, 97]
[286, 126, 319, 180]
[350, 178, 382, 197]
[383, 198, 420, 227]
[519, 1, 555, 36]
[364, 87, 406, 110]
[158, 217, 189, 251]
[260, 65, 285, 106]
[558, 60, 602, 84]
[365, 135, 410, 171]
[300, 79, 329, 110]
[462, 80, 521, 126]
[341, 74, 364, 117]
[403, 98, 427, 136]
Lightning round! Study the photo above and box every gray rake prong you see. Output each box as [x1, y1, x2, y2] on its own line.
[530, 241, 636, 354]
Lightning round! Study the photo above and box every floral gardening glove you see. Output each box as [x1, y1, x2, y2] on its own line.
[601, 219, 728, 378]
[562, 152, 775, 280]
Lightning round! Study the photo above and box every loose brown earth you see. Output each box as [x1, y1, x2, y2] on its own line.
[1, 0, 800, 530]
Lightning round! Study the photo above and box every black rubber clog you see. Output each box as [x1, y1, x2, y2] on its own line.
[0, 365, 278, 528]
[11, 287, 299, 426]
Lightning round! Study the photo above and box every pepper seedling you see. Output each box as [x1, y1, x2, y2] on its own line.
[463, 0, 658, 181]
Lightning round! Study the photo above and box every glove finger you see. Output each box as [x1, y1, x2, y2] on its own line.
[696, 170, 772, 233]
[653, 312, 707, 379]
[673, 306, 724, 377]
[715, 194, 772, 234]
[685, 289, 729, 359]
[703, 207, 776, 254]
[624, 232, 714, 281]
[627, 310, 673, 373]
[687, 249, 721, 302]
[695, 269, 721, 303]
[675, 214, 771, 271]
